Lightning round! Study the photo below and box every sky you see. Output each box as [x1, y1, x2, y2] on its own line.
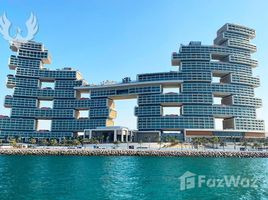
[0, 0, 267, 130]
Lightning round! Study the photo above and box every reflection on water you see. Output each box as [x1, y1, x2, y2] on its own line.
[0, 156, 267, 200]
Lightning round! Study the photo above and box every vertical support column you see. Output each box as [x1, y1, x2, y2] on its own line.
[183, 130, 186, 142]
[130, 131, 133, 142]
[113, 130, 117, 142]
[121, 130, 124, 142]
[125, 129, 129, 142]
[89, 130, 92, 139]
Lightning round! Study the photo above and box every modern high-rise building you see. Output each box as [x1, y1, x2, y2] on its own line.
[0, 23, 265, 142]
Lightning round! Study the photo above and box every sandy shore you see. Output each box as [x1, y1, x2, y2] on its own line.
[0, 148, 268, 158]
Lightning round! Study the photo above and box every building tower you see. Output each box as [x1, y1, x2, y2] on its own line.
[0, 23, 265, 142]
[1, 41, 86, 140]
[171, 23, 264, 139]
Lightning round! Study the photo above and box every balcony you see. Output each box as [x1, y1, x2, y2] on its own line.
[4, 95, 13, 108]
[228, 39, 257, 53]
[6, 75, 16, 88]
[229, 55, 258, 67]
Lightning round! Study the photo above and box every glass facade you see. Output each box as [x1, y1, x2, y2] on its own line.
[138, 93, 213, 105]
[137, 71, 212, 82]
[53, 98, 109, 109]
[0, 41, 85, 138]
[0, 23, 265, 140]
[181, 62, 253, 76]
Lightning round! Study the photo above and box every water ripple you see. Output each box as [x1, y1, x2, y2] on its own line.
[0, 156, 267, 200]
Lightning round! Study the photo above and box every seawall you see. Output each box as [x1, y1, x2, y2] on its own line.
[0, 149, 268, 158]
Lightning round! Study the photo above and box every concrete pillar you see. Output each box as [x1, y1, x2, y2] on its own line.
[129, 131, 132, 142]
[113, 130, 117, 142]
[89, 130, 92, 139]
[121, 130, 124, 142]
[125, 129, 129, 142]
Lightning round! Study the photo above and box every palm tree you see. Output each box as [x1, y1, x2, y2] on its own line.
[6, 136, 14, 143]
[169, 137, 179, 147]
[61, 137, 68, 146]
[241, 138, 249, 150]
[157, 138, 162, 149]
[88, 138, 96, 144]
[101, 135, 105, 143]
[40, 139, 48, 146]
[191, 138, 202, 149]
[49, 139, 58, 146]
[72, 139, 80, 146]
[68, 139, 74, 146]
[171, 136, 176, 143]
[200, 138, 208, 150]
[252, 142, 260, 150]
[231, 136, 237, 150]
[210, 137, 220, 149]
[29, 137, 37, 145]
[108, 135, 112, 143]
[219, 138, 226, 150]
[165, 136, 172, 143]
[94, 138, 100, 144]
[15, 136, 22, 143]
[96, 136, 104, 144]
[78, 137, 85, 147]
[9, 138, 17, 147]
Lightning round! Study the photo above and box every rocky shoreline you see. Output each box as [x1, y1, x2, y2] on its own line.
[0, 148, 268, 158]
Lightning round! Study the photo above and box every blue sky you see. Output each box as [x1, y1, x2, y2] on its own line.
[0, 0, 267, 130]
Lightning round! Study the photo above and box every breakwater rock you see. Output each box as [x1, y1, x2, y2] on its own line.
[1, 149, 268, 158]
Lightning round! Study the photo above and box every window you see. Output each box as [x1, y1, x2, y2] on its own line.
[116, 89, 129, 95]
